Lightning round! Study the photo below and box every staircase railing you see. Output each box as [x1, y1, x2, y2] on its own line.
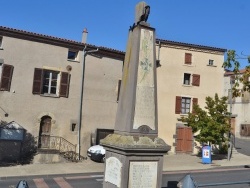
[35, 136, 85, 162]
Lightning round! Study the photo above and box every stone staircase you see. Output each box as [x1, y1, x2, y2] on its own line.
[34, 136, 86, 163]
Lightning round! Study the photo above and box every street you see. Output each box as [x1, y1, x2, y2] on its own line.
[162, 168, 250, 188]
[235, 138, 250, 156]
[0, 172, 103, 188]
[1, 168, 249, 188]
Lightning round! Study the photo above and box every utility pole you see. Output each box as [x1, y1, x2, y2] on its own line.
[77, 46, 98, 160]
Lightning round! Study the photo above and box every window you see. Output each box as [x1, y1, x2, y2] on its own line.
[183, 73, 191, 85]
[0, 64, 14, 91]
[32, 68, 70, 97]
[67, 50, 78, 61]
[185, 53, 192, 65]
[208, 59, 214, 66]
[175, 96, 198, 114]
[71, 123, 77, 132]
[183, 73, 200, 86]
[230, 75, 235, 84]
[43, 70, 59, 95]
[181, 97, 191, 114]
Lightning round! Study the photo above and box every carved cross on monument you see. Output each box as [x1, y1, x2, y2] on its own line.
[101, 2, 170, 188]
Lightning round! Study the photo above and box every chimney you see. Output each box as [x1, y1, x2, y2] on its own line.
[82, 28, 88, 43]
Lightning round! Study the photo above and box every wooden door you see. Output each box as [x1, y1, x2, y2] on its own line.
[39, 116, 52, 148]
[176, 126, 193, 153]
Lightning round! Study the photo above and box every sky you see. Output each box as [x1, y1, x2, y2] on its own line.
[1, 0, 250, 68]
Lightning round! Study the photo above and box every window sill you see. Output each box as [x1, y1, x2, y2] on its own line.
[207, 64, 217, 67]
[182, 84, 192, 87]
[67, 59, 80, 63]
[183, 64, 194, 67]
[40, 94, 59, 98]
[0, 47, 3, 50]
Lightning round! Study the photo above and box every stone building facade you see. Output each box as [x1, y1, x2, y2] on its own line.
[0, 26, 226, 156]
[0, 26, 124, 156]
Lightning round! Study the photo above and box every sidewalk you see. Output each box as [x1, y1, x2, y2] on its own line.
[0, 153, 249, 179]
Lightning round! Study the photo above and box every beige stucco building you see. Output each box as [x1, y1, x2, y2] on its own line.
[0, 26, 226, 158]
[0, 26, 124, 158]
[156, 40, 226, 153]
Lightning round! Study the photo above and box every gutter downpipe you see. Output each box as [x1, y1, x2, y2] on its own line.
[157, 40, 161, 61]
[78, 45, 98, 160]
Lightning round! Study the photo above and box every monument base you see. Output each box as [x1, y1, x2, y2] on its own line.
[101, 134, 171, 188]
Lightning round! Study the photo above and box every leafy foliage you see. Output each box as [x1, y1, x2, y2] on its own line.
[181, 94, 231, 146]
[223, 50, 250, 97]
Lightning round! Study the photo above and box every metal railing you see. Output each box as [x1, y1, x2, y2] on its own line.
[35, 136, 85, 161]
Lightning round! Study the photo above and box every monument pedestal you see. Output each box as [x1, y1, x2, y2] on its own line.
[101, 134, 170, 188]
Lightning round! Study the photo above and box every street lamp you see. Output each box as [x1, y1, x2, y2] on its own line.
[227, 76, 233, 161]
[77, 46, 98, 160]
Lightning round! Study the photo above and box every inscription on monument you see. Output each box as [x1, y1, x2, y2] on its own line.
[104, 157, 122, 187]
[134, 29, 155, 130]
[128, 161, 158, 188]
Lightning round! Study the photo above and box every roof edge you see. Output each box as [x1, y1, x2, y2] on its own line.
[156, 38, 227, 53]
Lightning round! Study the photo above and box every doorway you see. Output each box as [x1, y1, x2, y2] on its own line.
[39, 116, 52, 148]
[176, 126, 193, 153]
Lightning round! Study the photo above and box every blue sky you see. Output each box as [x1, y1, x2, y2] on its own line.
[1, 0, 250, 68]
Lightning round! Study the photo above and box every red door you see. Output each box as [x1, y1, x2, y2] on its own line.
[176, 127, 193, 153]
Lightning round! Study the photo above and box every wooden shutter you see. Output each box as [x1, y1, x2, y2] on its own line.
[59, 72, 70, 98]
[175, 96, 182, 114]
[185, 53, 192, 65]
[32, 68, 43, 94]
[192, 74, 200, 86]
[230, 75, 235, 84]
[192, 98, 198, 114]
[0, 64, 14, 91]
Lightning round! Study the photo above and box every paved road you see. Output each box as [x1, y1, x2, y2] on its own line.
[162, 168, 250, 188]
[235, 137, 250, 156]
[0, 173, 104, 188]
[1, 168, 250, 188]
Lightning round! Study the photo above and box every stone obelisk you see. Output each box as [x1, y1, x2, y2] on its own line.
[101, 2, 170, 188]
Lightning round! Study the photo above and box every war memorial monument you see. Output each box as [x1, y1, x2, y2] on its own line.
[101, 2, 171, 188]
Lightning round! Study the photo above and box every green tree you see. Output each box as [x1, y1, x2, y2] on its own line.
[181, 94, 231, 147]
[223, 50, 250, 97]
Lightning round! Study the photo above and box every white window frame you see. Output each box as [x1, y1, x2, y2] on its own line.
[42, 70, 60, 96]
[181, 97, 191, 114]
[208, 59, 214, 66]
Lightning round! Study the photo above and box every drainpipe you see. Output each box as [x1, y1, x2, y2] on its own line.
[156, 40, 161, 67]
[78, 44, 98, 160]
